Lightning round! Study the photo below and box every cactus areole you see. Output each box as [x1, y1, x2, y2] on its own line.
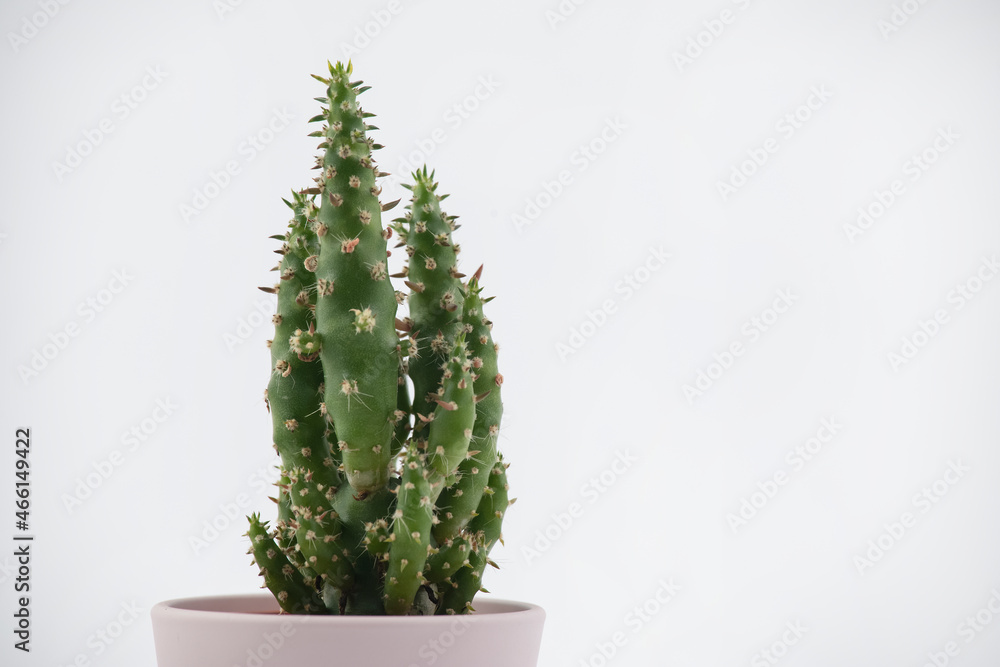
[248, 61, 512, 617]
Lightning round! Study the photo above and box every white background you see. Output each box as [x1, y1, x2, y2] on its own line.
[2, 0, 999, 665]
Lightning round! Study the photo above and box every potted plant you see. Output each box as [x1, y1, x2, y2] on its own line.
[151, 61, 544, 666]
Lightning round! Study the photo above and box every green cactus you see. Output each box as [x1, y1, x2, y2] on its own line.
[245, 61, 512, 616]
[391, 168, 465, 423]
[439, 455, 510, 615]
[434, 270, 503, 542]
[311, 65, 399, 496]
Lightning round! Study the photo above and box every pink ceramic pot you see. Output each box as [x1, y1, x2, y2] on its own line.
[151, 593, 544, 667]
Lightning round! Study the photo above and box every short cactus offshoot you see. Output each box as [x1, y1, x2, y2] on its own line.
[246, 61, 510, 616]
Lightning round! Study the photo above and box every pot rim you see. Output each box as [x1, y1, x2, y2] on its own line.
[152, 593, 543, 626]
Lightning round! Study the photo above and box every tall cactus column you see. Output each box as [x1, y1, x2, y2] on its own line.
[255, 192, 353, 611]
[438, 456, 510, 614]
[313, 62, 399, 495]
[393, 168, 464, 422]
[263, 193, 344, 569]
[265, 194, 340, 478]
[434, 270, 503, 541]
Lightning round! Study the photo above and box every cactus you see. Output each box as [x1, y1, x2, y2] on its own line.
[246, 61, 512, 616]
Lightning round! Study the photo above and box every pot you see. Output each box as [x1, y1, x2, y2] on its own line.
[151, 593, 545, 667]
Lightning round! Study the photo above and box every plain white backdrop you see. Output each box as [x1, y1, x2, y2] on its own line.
[2, 0, 999, 665]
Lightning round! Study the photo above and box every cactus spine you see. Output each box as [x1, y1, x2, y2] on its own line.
[246, 62, 512, 616]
